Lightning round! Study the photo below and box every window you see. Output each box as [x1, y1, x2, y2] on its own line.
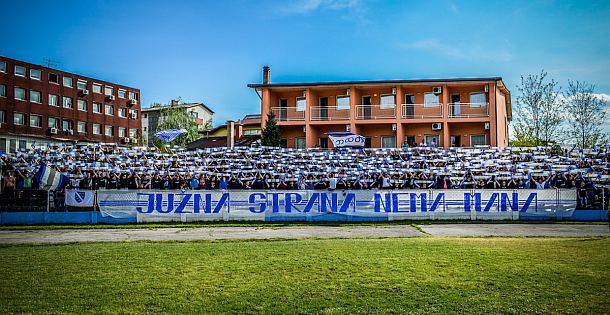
[129, 129, 137, 138]
[336, 95, 350, 110]
[104, 86, 113, 96]
[48, 117, 58, 128]
[93, 124, 101, 135]
[380, 95, 395, 109]
[62, 120, 73, 131]
[14, 112, 25, 125]
[190, 111, 199, 119]
[0, 61, 6, 72]
[63, 76, 73, 88]
[93, 102, 102, 113]
[0, 84, 5, 97]
[295, 137, 306, 149]
[105, 104, 114, 116]
[129, 110, 138, 119]
[15, 65, 26, 77]
[30, 115, 42, 128]
[119, 127, 126, 138]
[244, 129, 261, 136]
[63, 97, 73, 109]
[424, 93, 439, 107]
[381, 136, 396, 148]
[119, 108, 127, 117]
[78, 100, 87, 111]
[143, 113, 148, 118]
[14, 87, 26, 100]
[118, 89, 126, 99]
[49, 94, 59, 106]
[19, 140, 26, 150]
[49, 73, 59, 84]
[296, 97, 306, 112]
[30, 69, 41, 80]
[0, 110, 4, 123]
[470, 93, 486, 107]
[77, 80, 87, 90]
[93, 83, 102, 94]
[105, 125, 113, 137]
[405, 94, 415, 104]
[77, 121, 86, 133]
[470, 135, 487, 146]
[30, 90, 41, 103]
[424, 135, 440, 146]
[129, 91, 138, 100]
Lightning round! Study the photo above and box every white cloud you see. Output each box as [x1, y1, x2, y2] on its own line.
[593, 93, 610, 102]
[279, 0, 362, 15]
[400, 38, 513, 62]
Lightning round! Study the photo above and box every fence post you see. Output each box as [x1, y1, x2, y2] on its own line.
[47, 190, 50, 212]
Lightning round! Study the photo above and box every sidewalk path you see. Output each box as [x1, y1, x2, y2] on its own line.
[0, 224, 607, 244]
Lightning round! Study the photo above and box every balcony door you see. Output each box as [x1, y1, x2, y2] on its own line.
[404, 94, 414, 118]
[319, 97, 328, 120]
[362, 96, 372, 119]
[450, 94, 461, 117]
[279, 98, 288, 121]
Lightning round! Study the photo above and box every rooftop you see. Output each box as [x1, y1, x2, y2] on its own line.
[247, 77, 505, 89]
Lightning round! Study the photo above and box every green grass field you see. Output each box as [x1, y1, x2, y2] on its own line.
[1, 237, 609, 314]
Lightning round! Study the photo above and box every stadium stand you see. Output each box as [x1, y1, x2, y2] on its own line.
[1, 144, 609, 211]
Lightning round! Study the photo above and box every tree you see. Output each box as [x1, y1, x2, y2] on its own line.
[563, 80, 608, 148]
[261, 111, 281, 147]
[152, 103, 201, 148]
[512, 70, 563, 146]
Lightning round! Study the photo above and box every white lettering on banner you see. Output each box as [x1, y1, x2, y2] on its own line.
[328, 135, 365, 147]
[96, 190, 577, 220]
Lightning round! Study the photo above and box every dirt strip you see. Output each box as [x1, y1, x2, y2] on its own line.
[0, 224, 607, 244]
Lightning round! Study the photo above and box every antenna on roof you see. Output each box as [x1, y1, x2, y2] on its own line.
[42, 58, 59, 68]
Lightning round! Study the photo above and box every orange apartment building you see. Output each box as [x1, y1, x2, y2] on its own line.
[248, 67, 511, 149]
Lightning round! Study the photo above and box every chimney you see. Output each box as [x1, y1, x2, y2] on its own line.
[263, 65, 270, 84]
[170, 99, 178, 106]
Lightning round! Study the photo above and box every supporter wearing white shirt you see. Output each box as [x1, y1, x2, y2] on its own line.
[328, 173, 337, 190]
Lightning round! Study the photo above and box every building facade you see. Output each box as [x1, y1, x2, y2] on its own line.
[187, 114, 262, 149]
[249, 68, 511, 149]
[141, 100, 214, 145]
[0, 56, 141, 152]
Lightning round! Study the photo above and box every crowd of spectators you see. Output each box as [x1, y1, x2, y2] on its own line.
[2, 143, 609, 210]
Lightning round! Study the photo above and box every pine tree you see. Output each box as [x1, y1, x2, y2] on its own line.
[261, 111, 281, 147]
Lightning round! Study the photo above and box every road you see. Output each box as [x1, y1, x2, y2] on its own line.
[0, 224, 608, 244]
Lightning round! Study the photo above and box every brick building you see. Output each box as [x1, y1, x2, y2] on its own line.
[0, 56, 141, 152]
[249, 67, 511, 149]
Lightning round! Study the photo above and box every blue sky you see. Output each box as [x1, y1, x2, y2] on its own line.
[1, 0, 609, 126]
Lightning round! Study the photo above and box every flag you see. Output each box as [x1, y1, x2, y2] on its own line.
[65, 190, 95, 207]
[154, 128, 187, 142]
[36, 164, 69, 191]
[327, 132, 365, 148]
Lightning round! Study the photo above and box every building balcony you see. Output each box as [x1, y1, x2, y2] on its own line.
[448, 103, 489, 118]
[271, 107, 305, 122]
[401, 103, 443, 119]
[355, 104, 396, 120]
[310, 106, 350, 121]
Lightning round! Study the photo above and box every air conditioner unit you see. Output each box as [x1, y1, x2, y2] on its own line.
[128, 99, 137, 105]
[130, 112, 138, 119]
[123, 137, 131, 143]
[50, 128, 58, 134]
[81, 89, 89, 95]
[107, 95, 115, 101]
[391, 87, 397, 95]
[432, 123, 442, 130]
[131, 138, 138, 144]
[432, 86, 442, 94]
[484, 122, 490, 130]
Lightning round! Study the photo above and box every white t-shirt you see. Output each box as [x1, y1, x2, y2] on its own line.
[328, 177, 337, 189]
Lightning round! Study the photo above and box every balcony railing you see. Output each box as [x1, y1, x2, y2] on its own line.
[310, 106, 350, 121]
[271, 107, 305, 121]
[448, 103, 489, 118]
[355, 104, 396, 120]
[401, 103, 443, 119]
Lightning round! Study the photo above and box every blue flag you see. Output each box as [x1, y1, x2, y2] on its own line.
[154, 128, 187, 142]
[36, 164, 69, 191]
